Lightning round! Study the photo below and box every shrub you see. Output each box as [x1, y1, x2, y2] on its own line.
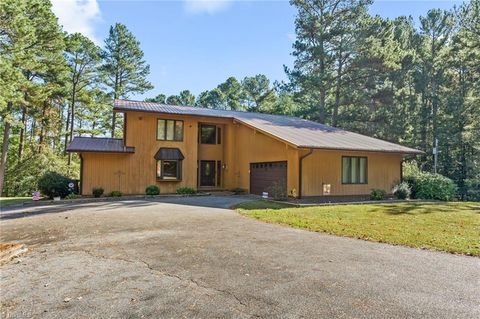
[231, 188, 246, 195]
[403, 175, 419, 199]
[415, 173, 457, 201]
[370, 188, 387, 200]
[92, 187, 104, 198]
[465, 179, 480, 201]
[176, 187, 196, 195]
[268, 181, 287, 201]
[392, 182, 411, 200]
[37, 171, 73, 199]
[4, 147, 77, 197]
[145, 185, 160, 196]
[108, 191, 123, 197]
[65, 193, 81, 200]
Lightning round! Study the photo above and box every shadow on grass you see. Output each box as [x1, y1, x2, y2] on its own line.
[376, 202, 480, 216]
[234, 200, 292, 211]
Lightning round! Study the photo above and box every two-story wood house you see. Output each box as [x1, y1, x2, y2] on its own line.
[67, 99, 421, 198]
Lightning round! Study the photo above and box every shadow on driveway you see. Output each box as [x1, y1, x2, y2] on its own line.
[0, 195, 256, 221]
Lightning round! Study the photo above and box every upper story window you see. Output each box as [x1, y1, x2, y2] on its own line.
[342, 156, 367, 184]
[157, 119, 183, 141]
[200, 124, 222, 144]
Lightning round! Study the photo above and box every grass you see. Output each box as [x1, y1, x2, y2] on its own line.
[0, 197, 34, 207]
[236, 200, 480, 256]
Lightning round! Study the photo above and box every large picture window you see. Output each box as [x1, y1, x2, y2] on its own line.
[156, 160, 182, 180]
[342, 156, 367, 184]
[157, 119, 183, 141]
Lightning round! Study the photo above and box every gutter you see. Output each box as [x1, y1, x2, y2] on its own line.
[298, 148, 314, 199]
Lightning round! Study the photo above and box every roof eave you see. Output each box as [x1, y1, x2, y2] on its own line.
[297, 145, 424, 154]
[66, 148, 135, 154]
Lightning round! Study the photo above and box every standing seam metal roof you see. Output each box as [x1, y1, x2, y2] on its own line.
[66, 137, 135, 153]
[113, 99, 422, 154]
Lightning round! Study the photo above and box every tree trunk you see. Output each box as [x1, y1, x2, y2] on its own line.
[18, 107, 26, 161]
[38, 100, 47, 153]
[67, 87, 76, 166]
[111, 77, 119, 137]
[318, 42, 326, 124]
[332, 57, 343, 127]
[64, 103, 71, 155]
[0, 102, 12, 196]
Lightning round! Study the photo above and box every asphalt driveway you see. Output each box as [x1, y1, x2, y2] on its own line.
[1, 196, 479, 318]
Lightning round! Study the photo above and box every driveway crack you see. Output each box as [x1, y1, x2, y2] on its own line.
[62, 249, 263, 317]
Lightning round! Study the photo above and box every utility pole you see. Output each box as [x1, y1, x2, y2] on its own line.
[433, 138, 438, 174]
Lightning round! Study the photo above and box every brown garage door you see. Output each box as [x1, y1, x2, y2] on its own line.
[250, 161, 287, 196]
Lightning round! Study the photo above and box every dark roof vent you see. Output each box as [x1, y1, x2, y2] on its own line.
[154, 147, 185, 160]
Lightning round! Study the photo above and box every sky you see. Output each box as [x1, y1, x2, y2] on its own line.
[51, 0, 465, 100]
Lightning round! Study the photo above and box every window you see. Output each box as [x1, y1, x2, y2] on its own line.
[157, 119, 183, 141]
[342, 156, 367, 184]
[156, 160, 182, 180]
[200, 124, 217, 144]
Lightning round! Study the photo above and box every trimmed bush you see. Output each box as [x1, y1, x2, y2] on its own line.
[414, 173, 457, 201]
[176, 187, 196, 195]
[108, 190, 123, 197]
[38, 171, 73, 199]
[268, 181, 287, 201]
[65, 193, 81, 200]
[92, 187, 104, 198]
[392, 182, 411, 200]
[370, 188, 387, 200]
[145, 185, 160, 196]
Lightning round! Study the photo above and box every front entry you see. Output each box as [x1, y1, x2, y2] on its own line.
[199, 160, 216, 187]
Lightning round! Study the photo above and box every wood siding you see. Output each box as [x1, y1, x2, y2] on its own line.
[80, 111, 402, 196]
[300, 149, 402, 196]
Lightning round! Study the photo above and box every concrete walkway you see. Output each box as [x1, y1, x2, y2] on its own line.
[1, 197, 479, 318]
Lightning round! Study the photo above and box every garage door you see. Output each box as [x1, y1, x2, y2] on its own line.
[250, 161, 287, 196]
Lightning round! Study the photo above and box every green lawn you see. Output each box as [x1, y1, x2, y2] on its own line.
[0, 197, 34, 207]
[236, 201, 480, 256]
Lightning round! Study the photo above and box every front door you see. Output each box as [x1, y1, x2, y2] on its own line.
[199, 161, 216, 187]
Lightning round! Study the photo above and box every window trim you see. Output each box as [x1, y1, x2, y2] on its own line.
[156, 159, 182, 181]
[157, 119, 184, 141]
[341, 156, 368, 185]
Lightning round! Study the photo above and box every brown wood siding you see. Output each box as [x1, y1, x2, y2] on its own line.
[300, 149, 402, 196]
[80, 111, 402, 197]
[224, 123, 299, 194]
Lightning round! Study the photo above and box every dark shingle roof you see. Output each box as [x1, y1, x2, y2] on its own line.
[66, 137, 135, 153]
[114, 99, 422, 154]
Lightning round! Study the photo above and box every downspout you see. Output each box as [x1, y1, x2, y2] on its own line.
[298, 148, 313, 199]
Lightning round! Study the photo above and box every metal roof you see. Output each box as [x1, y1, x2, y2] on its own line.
[114, 99, 422, 154]
[66, 137, 135, 153]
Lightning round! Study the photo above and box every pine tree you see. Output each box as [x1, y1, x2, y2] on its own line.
[101, 23, 153, 137]
[0, 0, 66, 195]
[64, 33, 101, 164]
